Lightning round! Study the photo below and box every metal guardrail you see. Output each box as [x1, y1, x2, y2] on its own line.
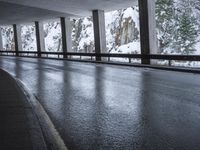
[1, 50, 200, 64]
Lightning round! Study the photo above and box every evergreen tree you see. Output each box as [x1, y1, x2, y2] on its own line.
[156, 0, 200, 54]
[156, 0, 175, 53]
[1, 27, 14, 50]
[173, 0, 199, 54]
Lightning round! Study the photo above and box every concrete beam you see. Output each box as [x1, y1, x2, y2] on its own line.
[13, 24, 22, 56]
[92, 10, 106, 61]
[138, 0, 157, 64]
[0, 28, 3, 50]
[35, 21, 45, 56]
[60, 17, 72, 58]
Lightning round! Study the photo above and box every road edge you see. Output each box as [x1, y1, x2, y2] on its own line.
[0, 68, 68, 150]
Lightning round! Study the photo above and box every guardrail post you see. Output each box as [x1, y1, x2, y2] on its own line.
[60, 17, 72, 58]
[92, 10, 106, 61]
[35, 21, 45, 57]
[129, 58, 131, 63]
[168, 60, 172, 66]
[138, 0, 157, 64]
[13, 24, 23, 56]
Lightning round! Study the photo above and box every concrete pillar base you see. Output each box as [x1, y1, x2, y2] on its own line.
[60, 17, 72, 58]
[35, 21, 45, 57]
[138, 0, 157, 64]
[92, 10, 106, 61]
[13, 24, 22, 56]
[0, 27, 3, 50]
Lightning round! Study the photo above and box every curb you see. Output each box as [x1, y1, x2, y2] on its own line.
[0, 68, 68, 150]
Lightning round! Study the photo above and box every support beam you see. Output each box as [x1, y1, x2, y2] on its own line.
[35, 21, 45, 57]
[0, 28, 3, 50]
[13, 24, 22, 56]
[92, 10, 106, 61]
[138, 0, 157, 64]
[60, 17, 72, 58]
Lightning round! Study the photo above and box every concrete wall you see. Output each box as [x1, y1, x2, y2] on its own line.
[0, 28, 3, 50]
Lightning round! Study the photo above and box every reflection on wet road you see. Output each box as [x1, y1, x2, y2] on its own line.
[0, 56, 200, 150]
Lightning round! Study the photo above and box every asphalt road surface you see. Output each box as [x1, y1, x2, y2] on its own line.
[0, 56, 200, 150]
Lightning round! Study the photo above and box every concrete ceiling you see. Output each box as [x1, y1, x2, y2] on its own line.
[0, 2, 73, 25]
[0, 0, 137, 25]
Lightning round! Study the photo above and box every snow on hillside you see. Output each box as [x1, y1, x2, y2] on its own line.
[111, 42, 140, 54]
[21, 24, 37, 51]
[0, 6, 141, 55]
[43, 20, 62, 52]
[123, 7, 140, 29]
[1, 2, 200, 67]
[0, 26, 14, 50]
[76, 18, 94, 52]
[105, 6, 140, 54]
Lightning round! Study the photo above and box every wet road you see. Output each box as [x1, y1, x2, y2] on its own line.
[0, 56, 200, 150]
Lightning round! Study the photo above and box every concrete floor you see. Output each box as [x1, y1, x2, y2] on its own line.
[0, 56, 200, 150]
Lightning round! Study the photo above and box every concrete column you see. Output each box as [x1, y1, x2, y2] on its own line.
[138, 0, 157, 64]
[35, 21, 45, 57]
[0, 28, 3, 50]
[60, 17, 72, 58]
[92, 10, 106, 61]
[13, 24, 22, 56]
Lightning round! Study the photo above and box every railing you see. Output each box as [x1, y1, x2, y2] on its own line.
[1, 50, 200, 65]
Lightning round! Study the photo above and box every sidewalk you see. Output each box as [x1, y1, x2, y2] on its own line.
[0, 69, 47, 150]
